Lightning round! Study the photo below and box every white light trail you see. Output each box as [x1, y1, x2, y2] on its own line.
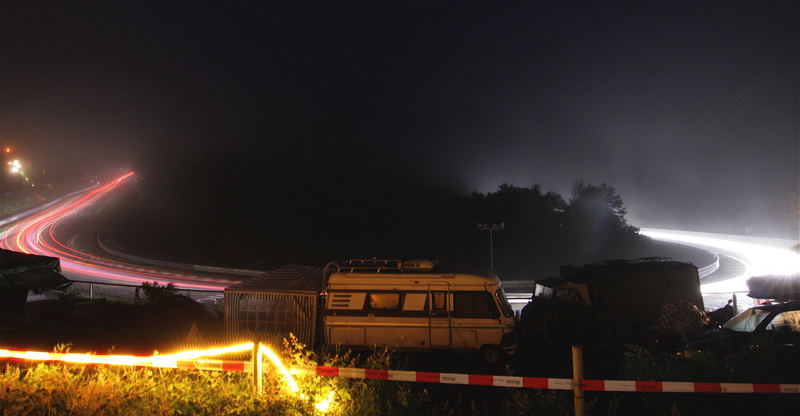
[640, 228, 800, 294]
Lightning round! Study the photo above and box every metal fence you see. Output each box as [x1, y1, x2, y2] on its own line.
[61, 280, 224, 305]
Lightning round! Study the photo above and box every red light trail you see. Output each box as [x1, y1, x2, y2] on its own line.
[0, 172, 237, 290]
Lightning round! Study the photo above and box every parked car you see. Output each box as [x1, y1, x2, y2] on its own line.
[691, 300, 800, 379]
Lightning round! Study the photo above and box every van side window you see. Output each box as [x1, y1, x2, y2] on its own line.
[369, 293, 401, 310]
[403, 293, 427, 311]
[431, 291, 447, 311]
[453, 292, 499, 319]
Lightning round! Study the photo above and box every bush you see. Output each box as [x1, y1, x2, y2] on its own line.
[0, 362, 292, 415]
[140, 282, 178, 305]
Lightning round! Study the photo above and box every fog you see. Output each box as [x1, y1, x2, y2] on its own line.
[1, 2, 797, 239]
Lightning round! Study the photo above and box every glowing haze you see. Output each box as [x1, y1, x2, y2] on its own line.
[1, 3, 797, 239]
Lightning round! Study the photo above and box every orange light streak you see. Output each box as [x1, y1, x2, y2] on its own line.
[0, 342, 253, 369]
[259, 343, 300, 392]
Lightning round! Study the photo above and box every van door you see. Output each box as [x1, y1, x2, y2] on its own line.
[428, 282, 451, 348]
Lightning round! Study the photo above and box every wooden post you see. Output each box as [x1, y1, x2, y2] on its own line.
[252, 343, 260, 395]
[256, 343, 263, 394]
[572, 345, 585, 416]
[252, 342, 263, 395]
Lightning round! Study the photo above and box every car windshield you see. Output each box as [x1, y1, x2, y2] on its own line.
[722, 307, 771, 332]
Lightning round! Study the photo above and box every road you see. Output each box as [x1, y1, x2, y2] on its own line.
[3, 173, 797, 310]
[0, 172, 241, 299]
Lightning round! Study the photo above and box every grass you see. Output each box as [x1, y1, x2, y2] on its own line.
[0, 361, 289, 415]
[0, 336, 580, 416]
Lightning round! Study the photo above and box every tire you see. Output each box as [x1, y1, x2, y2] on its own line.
[481, 346, 502, 365]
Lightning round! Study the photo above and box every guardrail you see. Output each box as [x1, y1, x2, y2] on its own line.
[697, 254, 720, 279]
[96, 232, 264, 277]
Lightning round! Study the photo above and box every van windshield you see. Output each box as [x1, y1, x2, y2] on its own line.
[496, 288, 515, 318]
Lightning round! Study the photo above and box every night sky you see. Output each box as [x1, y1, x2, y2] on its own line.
[1, 2, 797, 238]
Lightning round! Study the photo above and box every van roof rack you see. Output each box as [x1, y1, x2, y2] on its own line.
[338, 258, 404, 273]
[323, 258, 438, 276]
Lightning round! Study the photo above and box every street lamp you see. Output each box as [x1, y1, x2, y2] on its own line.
[476, 222, 504, 271]
[9, 159, 21, 174]
[7, 159, 30, 185]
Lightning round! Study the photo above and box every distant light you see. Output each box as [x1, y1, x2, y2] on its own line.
[8, 159, 22, 174]
[3, 147, 10, 153]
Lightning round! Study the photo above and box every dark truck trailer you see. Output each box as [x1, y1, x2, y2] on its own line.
[520, 258, 704, 352]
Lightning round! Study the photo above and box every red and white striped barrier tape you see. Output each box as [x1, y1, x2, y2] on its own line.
[580, 379, 799, 394]
[3, 350, 797, 394]
[294, 365, 800, 394]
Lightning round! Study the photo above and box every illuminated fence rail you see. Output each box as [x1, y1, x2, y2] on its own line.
[57, 280, 224, 305]
[0, 342, 307, 404]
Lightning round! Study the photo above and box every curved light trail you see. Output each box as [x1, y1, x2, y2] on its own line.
[641, 228, 800, 308]
[507, 228, 799, 311]
[0, 172, 237, 291]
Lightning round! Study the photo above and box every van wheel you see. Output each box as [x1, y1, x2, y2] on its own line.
[481, 346, 501, 365]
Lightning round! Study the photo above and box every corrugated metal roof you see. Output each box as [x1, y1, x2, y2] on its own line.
[224, 264, 323, 293]
[0, 249, 70, 290]
[0, 249, 60, 275]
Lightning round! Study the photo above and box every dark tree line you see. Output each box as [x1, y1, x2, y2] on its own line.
[102, 158, 645, 280]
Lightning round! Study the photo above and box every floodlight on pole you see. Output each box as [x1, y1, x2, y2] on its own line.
[7, 159, 29, 184]
[476, 222, 504, 271]
[9, 159, 22, 174]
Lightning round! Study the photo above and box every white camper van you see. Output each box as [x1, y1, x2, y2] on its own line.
[322, 259, 517, 363]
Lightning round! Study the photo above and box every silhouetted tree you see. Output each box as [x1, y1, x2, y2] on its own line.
[566, 181, 637, 235]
